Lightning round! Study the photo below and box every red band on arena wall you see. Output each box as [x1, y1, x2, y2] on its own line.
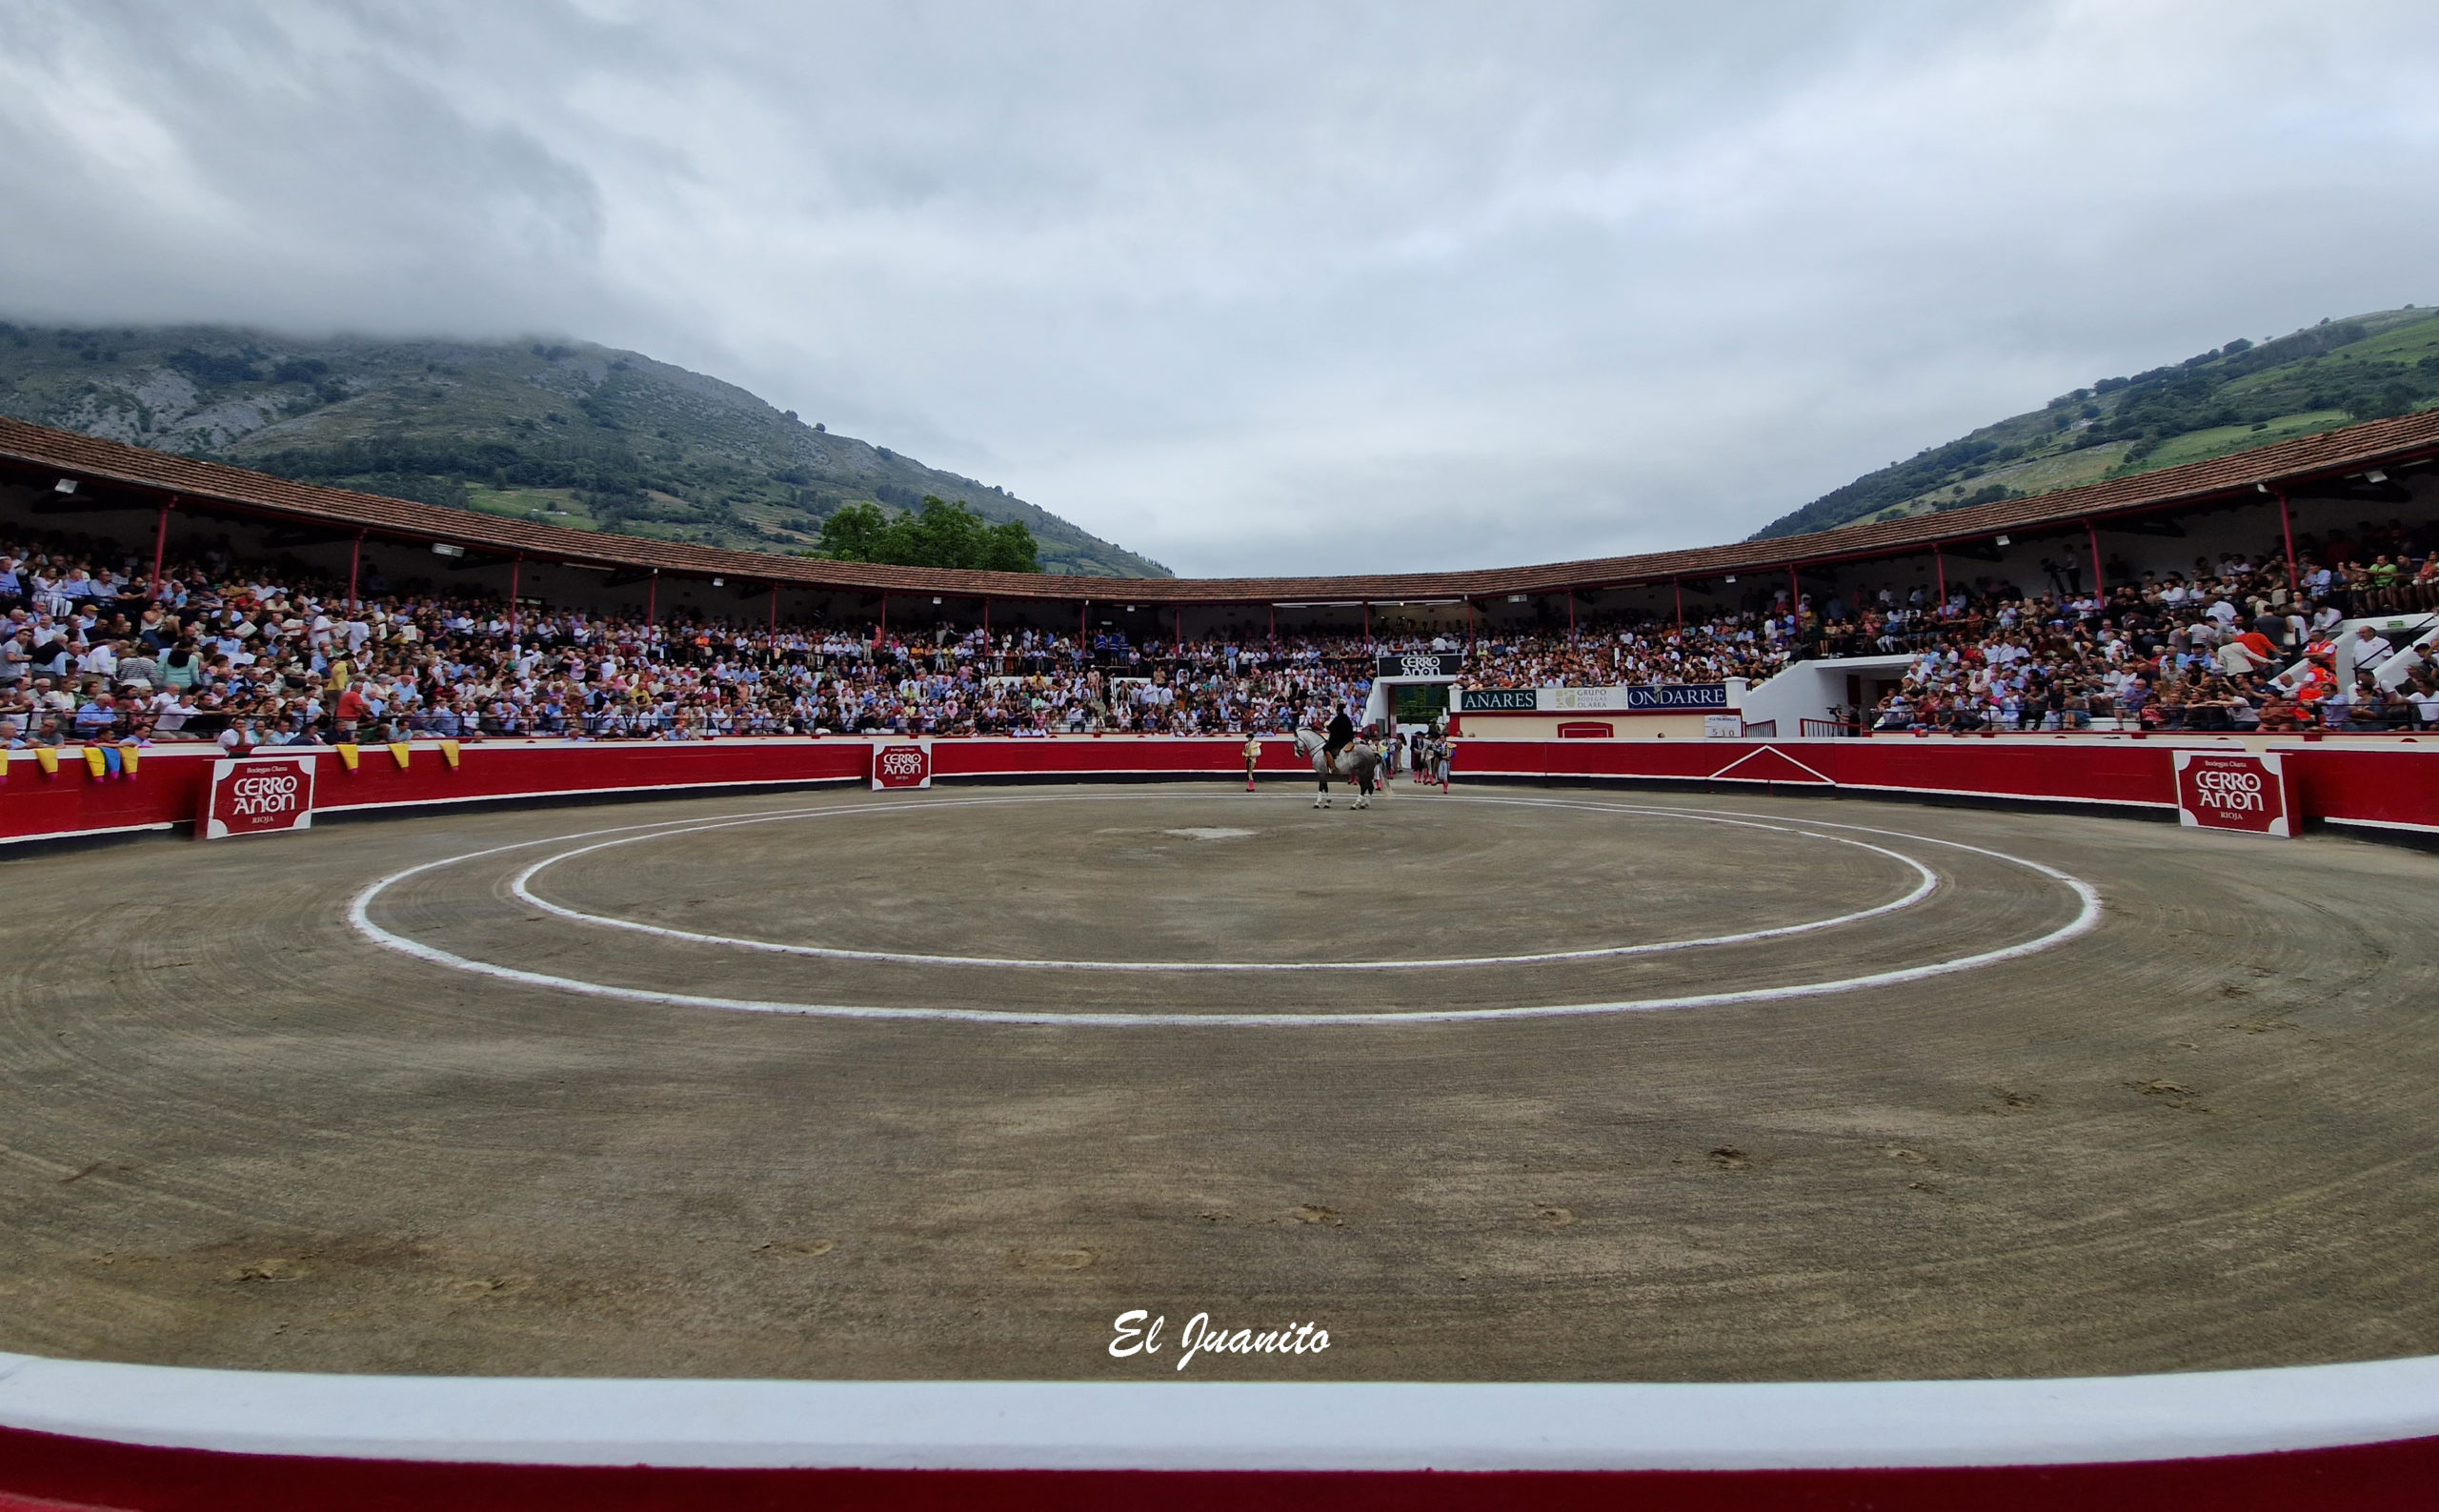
[6, 737, 2439, 849]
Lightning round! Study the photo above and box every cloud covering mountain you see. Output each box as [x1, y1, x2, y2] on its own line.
[5, 1, 2438, 575]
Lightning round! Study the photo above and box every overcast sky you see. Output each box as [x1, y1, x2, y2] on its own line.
[4, 2, 2436, 575]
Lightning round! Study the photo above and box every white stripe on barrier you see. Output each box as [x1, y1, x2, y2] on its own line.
[2323, 815, 2439, 837]
[0, 820, 178, 848]
[317, 774, 863, 814]
[2, 1349, 2436, 1471]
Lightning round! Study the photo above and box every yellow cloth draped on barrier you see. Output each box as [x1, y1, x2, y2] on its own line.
[118, 742, 139, 777]
[388, 742, 412, 769]
[335, 743, 360, 771]
[34, 747, 58, 776]
[81, 746, 107, 778]
[439, 740, 461, 770]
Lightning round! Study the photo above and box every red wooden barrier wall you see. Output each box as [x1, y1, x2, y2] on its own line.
[6, 736, 2435, 847]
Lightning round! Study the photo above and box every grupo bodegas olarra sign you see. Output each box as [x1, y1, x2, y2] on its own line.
[2172, 750, 2294, 837]
[198, 752, 318, 839]
[872, 740, 935, 791]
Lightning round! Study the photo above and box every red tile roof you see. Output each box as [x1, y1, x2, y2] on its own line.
[5, 411, 2435, 604]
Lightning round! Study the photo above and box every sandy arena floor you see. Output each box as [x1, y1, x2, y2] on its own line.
[1, 780, 2433, 1381]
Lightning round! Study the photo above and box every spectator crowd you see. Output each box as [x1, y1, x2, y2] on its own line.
[6, 514, 2432, 752]
[0, 527, 1787, 750]
[1811, 518, 2439, 733]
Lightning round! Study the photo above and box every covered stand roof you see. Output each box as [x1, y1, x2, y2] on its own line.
[4, 411, 2436, 604]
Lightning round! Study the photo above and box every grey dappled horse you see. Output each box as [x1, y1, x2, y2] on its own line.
[1293, 728, 1383, 808]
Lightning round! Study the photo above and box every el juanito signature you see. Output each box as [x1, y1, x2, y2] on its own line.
[1108, 1309, 1332, 1371]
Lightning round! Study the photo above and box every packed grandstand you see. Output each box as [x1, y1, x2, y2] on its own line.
[5, 521, 2434, 747]
[0, 528, 1794, 745]
[3, 411, 2439, 749]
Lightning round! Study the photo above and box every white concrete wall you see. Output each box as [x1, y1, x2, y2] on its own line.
[1737, 655, 1914, 734]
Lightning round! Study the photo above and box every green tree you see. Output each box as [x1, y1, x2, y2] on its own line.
[816, 501, 893, 560]
[897, 495, 986, 567]
[2348, 381, 2420, 420]
[814, 495, 1040, 572]
[979, 517, 1040, 573]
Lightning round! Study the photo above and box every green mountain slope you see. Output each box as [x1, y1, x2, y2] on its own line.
[0, 323, 1170, 577]
[1753, 305, 2439, 540]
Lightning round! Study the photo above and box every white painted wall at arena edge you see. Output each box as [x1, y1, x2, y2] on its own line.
[1735, 655, 1913, 736]
[6, 1346, 2439, 1472]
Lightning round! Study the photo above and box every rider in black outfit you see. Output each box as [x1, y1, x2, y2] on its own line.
[1323, 707, 1356, 765]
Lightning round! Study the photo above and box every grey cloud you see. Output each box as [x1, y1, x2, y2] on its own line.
[4, 1, 2437, 575]
[0, 2, 610, 333]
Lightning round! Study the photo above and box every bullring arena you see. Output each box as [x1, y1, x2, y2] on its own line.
[6, 412, 2439, 1506]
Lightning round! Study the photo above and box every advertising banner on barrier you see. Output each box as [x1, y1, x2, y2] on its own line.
[2173, 750, 2294, 837]
[1457, 688, 1538, 712]
[196, 752, 318, 839]
[1625, 683, 1732, 710]
[1460, 684, 1733, 714]
[872, 740, 935, 791]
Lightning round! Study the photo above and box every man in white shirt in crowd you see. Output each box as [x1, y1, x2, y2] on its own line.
[150, 687, 199, 736]
[2348, 625, 2395, 675]
[2412, 682, 2439, 729]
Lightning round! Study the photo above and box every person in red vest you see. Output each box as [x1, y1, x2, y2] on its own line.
[333, 681, 373, 741]
[2288, 651, 2338, 722]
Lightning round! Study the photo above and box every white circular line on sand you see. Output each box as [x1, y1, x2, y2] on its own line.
[498, 799, 1938, 972]
[347, 794, 2103, 1026]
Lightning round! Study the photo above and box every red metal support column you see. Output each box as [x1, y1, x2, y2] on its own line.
[508, 555, 521, 638]
[769, 585, 778, 632]
[1567, 589, 1576, 637]
[1934, 545, 1945, 610]
[2278, 490, 2300, 600]
[646, 569, 657, 624]
[1788, 565, 1800, 615]
[148, 500, 172, 601]
[1268, 602, 1276, 645]
[1673, 577, 1683, 633]
[1465, 597, 1475, 652]
[2086, 519, 2104, 597]
[1078, 599, 1087, 640]
[983, 596, 992, 636]
[346, 529, 363, 615]
[1176, 604, 1183, 648]
[878, 593, 890, 646]
[1362, 602, 1370, 643]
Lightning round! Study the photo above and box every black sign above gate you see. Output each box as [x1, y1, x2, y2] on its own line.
[1376, 652, 1465, 678]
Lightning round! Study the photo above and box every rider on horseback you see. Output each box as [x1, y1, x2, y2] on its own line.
[1322, 705, 1356, 768]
